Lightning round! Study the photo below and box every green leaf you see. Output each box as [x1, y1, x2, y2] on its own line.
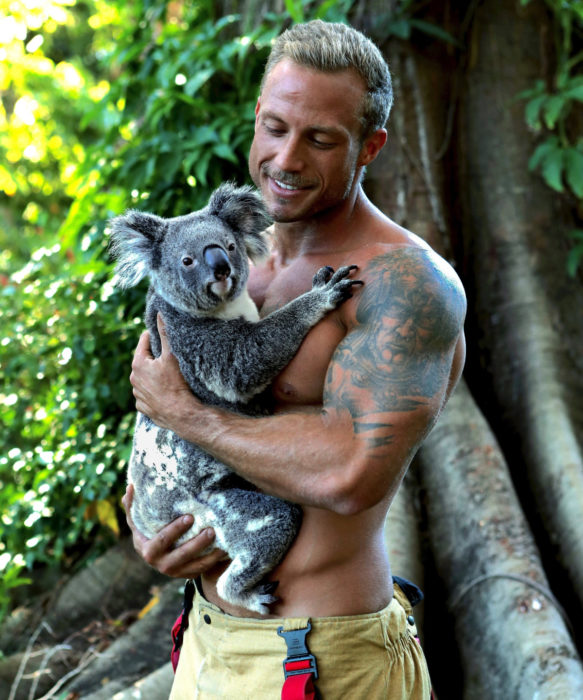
[563, 84, 583, 102]
[542, 95, 567, 128]
[184, 68, 215, 97]
[408, 19, 461, 46]
[541, 149, 565, 192]
[213, 142, 238, 164]
[528, 137, 559, 171]
[564, 149, 583, 197]
[284, 0, 304, 23]
[387, 19, 412, 40]
[315, 0, 354, 21]
[516, 80, 546, 101]
[566, 240, 583, 277]
[194, 151, 213, 187]
[525, 95, 546, 129]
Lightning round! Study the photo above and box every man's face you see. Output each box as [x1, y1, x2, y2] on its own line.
[248, 58, 368, 223]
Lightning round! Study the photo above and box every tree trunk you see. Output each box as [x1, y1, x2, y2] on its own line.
[457, 0, 583, 614]
[0, 540, 171, 700]
[0, 539, 166, 657]
[64, 580, 182, 698]
[418, 380, 583, 698]
[384, 469, 426, 641]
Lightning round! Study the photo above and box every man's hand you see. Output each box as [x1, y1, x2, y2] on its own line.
[130, 314, 194, 430]
[122, 484, 228, 578]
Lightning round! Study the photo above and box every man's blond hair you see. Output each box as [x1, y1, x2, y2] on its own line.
[261, 20, 393, 139]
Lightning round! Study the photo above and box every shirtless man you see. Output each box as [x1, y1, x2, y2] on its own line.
[125, 20, 466, 698]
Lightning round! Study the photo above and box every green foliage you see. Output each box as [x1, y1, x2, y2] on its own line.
[370, 0, 460, 46]
[0, 0, 354, 618]
[518, 0, 583, 276]
[0, 0, 135, 612]
[284, 0, 355, 23]
[567, 229, 583, 275]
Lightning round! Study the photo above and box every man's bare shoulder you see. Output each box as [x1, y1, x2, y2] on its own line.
[355, 239, 467, 349]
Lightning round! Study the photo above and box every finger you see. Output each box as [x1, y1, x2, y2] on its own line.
[157, 313, 172, 356]
[133, 330, 153, 362]
[142, 514, 197, 560]
[164, 541, 229, 579]
[122, 484, 149, 547]
[121, 483, 134, 514]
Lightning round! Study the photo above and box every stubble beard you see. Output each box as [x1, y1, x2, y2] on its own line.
[255, 163, 359, 224]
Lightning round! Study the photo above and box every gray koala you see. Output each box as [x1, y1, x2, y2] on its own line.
[110, 183, 362, 614]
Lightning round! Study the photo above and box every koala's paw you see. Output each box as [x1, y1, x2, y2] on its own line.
[245, 581, 280, 615]
[216, 573, 279, 615]
[312, 265, 364, 308]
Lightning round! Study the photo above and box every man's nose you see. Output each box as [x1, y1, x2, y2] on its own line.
[272, 134, 304, 172]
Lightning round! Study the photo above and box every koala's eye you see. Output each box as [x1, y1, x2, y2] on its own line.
[182, 256, 194, 266]
[227, 243, 236, 252]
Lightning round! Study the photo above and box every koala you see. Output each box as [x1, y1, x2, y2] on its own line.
[109, 183, 362, 614]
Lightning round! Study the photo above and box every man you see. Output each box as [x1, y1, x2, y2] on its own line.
[125, 20, 466, 698]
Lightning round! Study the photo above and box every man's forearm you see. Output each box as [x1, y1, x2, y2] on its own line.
[170, 399, 365, 513]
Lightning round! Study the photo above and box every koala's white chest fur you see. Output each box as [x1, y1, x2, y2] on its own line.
[213, 289, 259, 322]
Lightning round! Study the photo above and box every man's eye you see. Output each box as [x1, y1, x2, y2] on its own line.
[313, 139, 335, 149]
[265, 125, 285, 136]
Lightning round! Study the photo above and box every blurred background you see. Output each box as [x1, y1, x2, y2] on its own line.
[1, 1, 583, 697]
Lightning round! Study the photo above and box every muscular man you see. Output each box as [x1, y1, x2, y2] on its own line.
[125, 20, 466, 698]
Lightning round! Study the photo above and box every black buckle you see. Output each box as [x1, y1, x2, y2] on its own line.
[277, 622, 318, 680]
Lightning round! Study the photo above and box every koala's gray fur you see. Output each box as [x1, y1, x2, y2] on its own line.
[110, 183, 362, 614]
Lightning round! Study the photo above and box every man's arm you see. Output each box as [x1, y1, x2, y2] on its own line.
[130, 247, 466, 516]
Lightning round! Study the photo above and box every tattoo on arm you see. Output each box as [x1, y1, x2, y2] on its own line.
[324, 249, 466, 456]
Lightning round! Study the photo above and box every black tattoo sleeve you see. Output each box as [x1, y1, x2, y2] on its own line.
[324, 248, 466, 455]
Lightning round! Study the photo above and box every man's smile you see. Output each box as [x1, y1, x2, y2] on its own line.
[275, 179, 299, 191]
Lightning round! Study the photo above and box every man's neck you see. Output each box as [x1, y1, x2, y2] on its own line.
[271, 187, 374, 265]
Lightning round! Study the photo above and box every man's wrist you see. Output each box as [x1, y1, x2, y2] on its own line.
[171, 397, 228, 451]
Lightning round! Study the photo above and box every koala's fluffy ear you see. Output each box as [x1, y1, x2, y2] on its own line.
[208, 183, 270, 262]
[109, 210, 167, 288]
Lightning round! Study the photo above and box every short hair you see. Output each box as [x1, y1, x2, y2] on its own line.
[261, 20, 393, 139]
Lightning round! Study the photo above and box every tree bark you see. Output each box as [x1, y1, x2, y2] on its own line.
[64, 580, 182, 698]
[81, 662, 173, 700]
[0, 539, 166, 656]
[418, 381, 583, 698]
[384, 469, 426, 641]
[457, 0, 583, 614]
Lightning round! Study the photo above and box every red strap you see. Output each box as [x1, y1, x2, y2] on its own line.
[170, 612, 184, 673]
[285, 659, 312, 673]
[281, 672, 316, 700]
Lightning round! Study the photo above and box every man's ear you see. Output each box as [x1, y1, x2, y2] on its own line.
[254, 97, 261, 128]
[357, 128, 387, 167]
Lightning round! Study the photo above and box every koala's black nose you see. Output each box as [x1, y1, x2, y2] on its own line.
[203, 245, 231, 281]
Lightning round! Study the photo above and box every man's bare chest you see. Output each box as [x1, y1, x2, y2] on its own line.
[251, 259, 353, 407]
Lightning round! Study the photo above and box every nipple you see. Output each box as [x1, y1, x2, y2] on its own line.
[280, 382, 298, 398]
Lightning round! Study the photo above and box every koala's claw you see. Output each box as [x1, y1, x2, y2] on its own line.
[312, 265, 335, 287]
[312, 264, 364, 307]
[246, 590, 279, 615]
[257, 580, 279, 595]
